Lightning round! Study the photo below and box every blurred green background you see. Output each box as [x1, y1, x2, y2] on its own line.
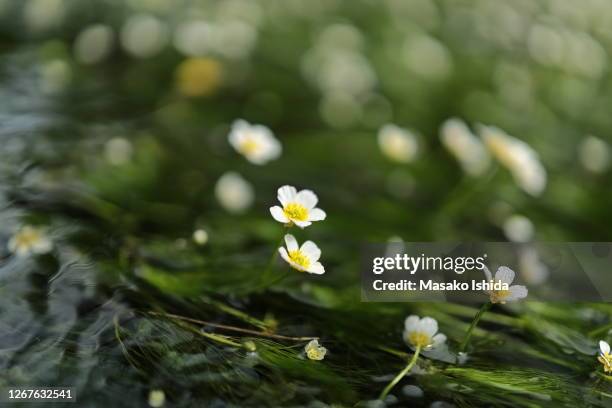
[0, 0, 611, 407]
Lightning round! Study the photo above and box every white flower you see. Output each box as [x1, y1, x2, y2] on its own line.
[74, 24, 114, 65]
[8, 225, 53, 257]
[192, 229, 209, 245]
[599, 340, 612, 374]
[120, 14, 168, 59]
[148, 389, 165, 407]
[440, 118, 490, 176]
[269, 185, 326, 228]
[579, 136, 610, 174]
[278, 234, 324, 274]
[104, 137, 133, 166]
[483, 265, 528, 304]
[378, 124, 418, 164]
[403, 315, 446, 350]
[215, 172, 254, 214]
[305, 339, 327, 360]
[479, 124, 546, 196]
[228, 119, 281, 165]
[518, 247, 549, 286]
[502, 214, 534, 243]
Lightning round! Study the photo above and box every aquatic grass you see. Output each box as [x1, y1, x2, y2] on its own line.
[254, 339, 359, 403]
[438, 366, 589, 407]
[1, 2, 612, 406]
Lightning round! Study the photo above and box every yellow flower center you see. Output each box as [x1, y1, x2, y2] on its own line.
[288, 250, 310, 269]
[599, 352, 612, 373]
[306, 347, 326, 360]
[407, 331, 432, 348]
[490, 289, 511, 304]
[14, 228, 42, 249]
[239, 137, 261, 155]
[283, 202, 309, 221]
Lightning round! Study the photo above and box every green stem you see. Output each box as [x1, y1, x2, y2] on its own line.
[378, 346, 421, 401]
[201, 296, 269, 330]
[459, 302, 491, 353]
[172, 318, 243, 347]
[377, 345, 409, 359]
[260, 230, 288, 285]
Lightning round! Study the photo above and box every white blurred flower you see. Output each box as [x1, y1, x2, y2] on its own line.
[479, 125, 546, 196]
[304, 339, 327, 360]
[378, 124, 418, 164]
[301, 24, 375, 98]
[173, 20, 212, 57]
[74, 24, 114, 65]
[278, 234, 325, 274]
[212, 21, 257, 59]
[527, 24, 564, 66]
[316, 51, 376, 96]
[40, 59, 71, 94]
[440, 119, 490, 176]
[579, 136, 610, 173]
[121, 14, 168, 58]
[8, 225, 53, 257]
[269, 185, 326, 228]
[403, 34, 453, 81]
[24, 0, 64, 32]
[174, 19, 257, 59]
[403, 315, 446, 350]
[192, 229, 209, 245]
[599, 340, 612, 374]
[104, 137, 133, 166]
[148, 389, 165, 407]
[563, 31, 606, 79]
[518, 247, 549, 286]
[216, 0, 264, 27]
[482, 266, 528, 304]
[228, 120, 281, 165]
[214, 172, 254, 214]
[502, 214, 534, 243]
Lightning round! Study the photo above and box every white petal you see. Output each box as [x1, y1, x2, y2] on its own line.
[228, 131, 242, 149]
[296, 189, 318, 209]
[262, 136, 282, 160]
[270, 206, 289, 223]
[278, 247, 291, 263]
[246, 154, 266, 165]
[7, 237, 17, 253]
[293, 220, 312, 228]
[308, 208, 326, 222]
[307, 262, 325, 274]
[16, 245, 29, 257]
[432, 333, 447, 348]
[418, 317, 438, 337]
[505, 285, 528, 301]
[495, 266, 515, 284]
[228, 120, 248, 147]
[305, 339, 320, 351]
[300, 241, 321, 262]
[482, 265, 492, 281]
[279, 248, 306, 272]
[232, 119, 250, 130]
[277, 185, 297, 206]
[33, 239, 52, 254]
[404, 315, 420, 331]
[600, 340, 610, 355]
[284, 234, 298, 251]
